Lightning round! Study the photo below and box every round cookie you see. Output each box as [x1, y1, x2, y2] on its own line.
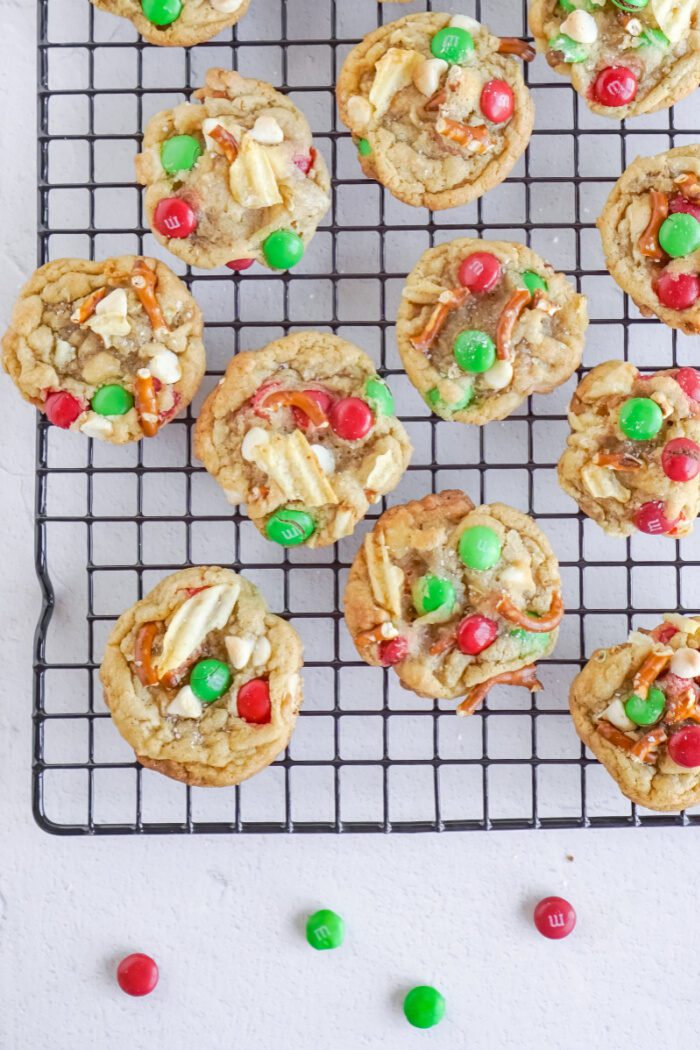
[558, 360, 700, 537]
[597, 145, 700, 333]
[135, 68, 331, 270]
[397, 238, 588, 424]
[90, 0, 250, 47]
[194, 332, 413, 549]
[530, 0, 700, 119]
[1, 255, 205, 444]
[336, 12, 535, 210]
[570, 614, 700, 811]
[343, 490, 562, 712]
[100, 566, 304, 787]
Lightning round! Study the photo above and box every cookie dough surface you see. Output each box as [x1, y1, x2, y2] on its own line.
[135, 68, 331, 270]
[397, 238, 588, 424]
[558, 360, 700, 537]
[571, 615, 700, 811]
[598, 145, 700, 334]
[336, 12, 535, 209]
[194, 332, 413, 549]
[1, 255, 205, 444]
[90, 0, 251, 47]
[100, 566, 304, 787]
[530, 0, 700, 119]
[343, 490, 562, 708]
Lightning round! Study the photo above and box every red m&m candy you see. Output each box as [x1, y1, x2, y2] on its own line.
[329, 397, 374, 440]
[458, 252, 502, 294]
[668, 726, 700, 768]
[457, 614, 498, 655]
[534, 897, 576, 940]
[226, 258, 254, 271]
[237, 678, 271, 724]
[656, 270, 700, 311]
[669, 194, 700, 223]
[593, 66, 637, 107]
[153, 197, 197, 239]
[44, 390, 83, 429]
[480, 79, 514, 124]
[676, 367, 700, 401]
[634, 500, 676, 535]
[661, 437, 700, 482]
[379, 635, 409, 666]
[116, 953, 159, 997]
[294, 151, 315, 175]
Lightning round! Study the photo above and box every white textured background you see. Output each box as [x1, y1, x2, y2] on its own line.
[2, 2, 700, 1047]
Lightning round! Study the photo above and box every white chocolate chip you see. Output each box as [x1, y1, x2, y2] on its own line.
[147, 348, 182, 384]
[598, 698, 636, 733]
[225, 634, 255, 670]
[209, 0, 243, 11]
[670, 647, 700, 679]
[80, 414, 113, 440]
[241, 426, 271, 462]
[379, 622, 399, 640]
[626, 17, 643, 35]
[249, 115, 284, 146]
[253, 636, 272, 666]
[412, 57, 448, 98]
[54, 337, 76, 369]
[346, 95, 374, 132]
[480, 360, 514, 391]
[560, 9, 598, 43]
[310, 443, 335, 476]
[167, 685, 204, 719]
[79, 288, 131, 347]
[449, 14, 480, 32]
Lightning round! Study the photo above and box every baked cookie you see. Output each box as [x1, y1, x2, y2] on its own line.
[558, 361, 700, 537]
[336, 12, 535, 210]
[1, 256, 205, 444]
[194, 332, 412, 549]
[135, 68, 331, 271]
[396, 238, 588, 424]
[343, 490, 562, 712]
[570, 614, 700, 811]
[90, 0, 250, 47]
[100, 566, 303, 787]
[530, 0, 700, 119]
[597, 145, 700, 333]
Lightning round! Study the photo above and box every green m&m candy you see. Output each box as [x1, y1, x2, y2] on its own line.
[426, 383, 474, 413]
[548, 33, 588, 62]
[412, 574, 456, 615]
[91, 384, 134, 416]
[357, 137, 372, 157]
[431, 26, 474, 64]
[618, 397, 663, 441]
[611, 0, 648, 10]
[453, 330, 496, 374]
[141, 0, 183, 26]
[521, 270, 549, 295]
[459, 525, 501, 571]
[265, 508, 315, 546]
[190, 659, 232, 702]
[364, 376, 395, 416]
[624, 685, 665, 726]
[658, 213, 700, 258]
[262, 229, 304, 270]
[403, 985, 446, 1029]
[509, 627, 552, 652]
[638, 27, 670, 48]
[306, 909, 345, 950]
[161, 135, 202, 175]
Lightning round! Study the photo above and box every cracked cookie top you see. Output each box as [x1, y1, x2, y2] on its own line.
[336, 12, 535, 209]
[90, 0, 251, 47]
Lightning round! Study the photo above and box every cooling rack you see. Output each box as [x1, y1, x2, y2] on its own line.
[33, 0, 700, 834]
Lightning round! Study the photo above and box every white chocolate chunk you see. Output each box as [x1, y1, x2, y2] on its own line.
[560, 10, 598, 43]
[598, 698, 636, 733]
[167, 685, 204, 719]
[209, 0, 243, 12]
[159, 583, 240, 677]
[379, 622, 399, 640]
[499, 558, 536, 598]
[241, 426, 271, 463]
[412, 57, 448, 98]
[369, 48, 422, 120]
[480, 360, 513, 391]
[253, 636, 272, 666]
[449, 14, 480, 32]
[54, 337, 76, 369]
[80, 288, 131, 347]
[670, 647, 700, 679]
[80, 414, 113, 439]
[148, 348, 181, 384]
[249, 115, 284, 145]
[346, 95, 373, 132]
[225, 633, 255, 669]
[310, 443, 335, 476]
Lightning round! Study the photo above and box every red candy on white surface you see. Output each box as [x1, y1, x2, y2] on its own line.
[533, 897, 576, 940]
[294, 150, 315, 175]
[480, 79, 514, 124]
[457, 614, 498, 655]
[593, 66, 637, 107]
[661, 437, 700, 482]
[153, 197, 197, 239]
[668, 726, 700, 768]
[292, 388, 334, 429]
[634, 500, 676, 535]
[669, 194, 700, 223]
[656, 270, 700, 312]
[226, 258, 254, 271]
[379, 635, 408, 666]
[329, 397, 374, 440]
[44, 390, 83, 429]
[676, 367, 700, 402]
[116, 953, 159, 997]
[237, 678, 271, 724]
[458, 252, 502, 294]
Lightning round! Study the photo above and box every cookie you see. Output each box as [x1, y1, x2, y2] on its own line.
[336, 12, 535, 210]
[570, 614, 700, 811]
[1, 256, 205, 444]
[396, 238, 588, 424]
[135, 68, 331, 271]
[558, 360, 700, 537]
[194, 332, 412, 549]
[90, 0, 250, 47]
[100, 566, 304, 787]
[530, 0, 700, 119]
[343, 490, 562, 711]
[597, 145, 700, 333]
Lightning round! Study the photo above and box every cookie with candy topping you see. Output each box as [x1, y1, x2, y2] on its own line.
[530, 0, 700, 119]
[194, 332, 412, 549]
[343, 490, 562, 711]
[396, 238, 588, 424]
[135, 68, 330, 271]
[336, 12, 535, 209]
[598, 145, 700, 333]
[570, 614, 700, 810]
[100, 566, 304, 787]
[1, 255, 205, 444]
[558, 361, 700, 537]
[90, 0, 250, 47]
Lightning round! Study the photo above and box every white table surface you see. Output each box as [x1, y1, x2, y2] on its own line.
[2, 4, 699, 1048]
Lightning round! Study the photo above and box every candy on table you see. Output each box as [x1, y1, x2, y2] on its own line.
[668, 725, 700, 767]
[592, 66, 638, 107]
[265, 508, 316, 547]
[141, 0, 182, 26]
[457, 251, 502, 293]
[161, 134, 202, 175]
[533, 897, 576, 940]
[456, 613, 498, 655]
[658, 213, 700, 258]
[661, 437, 700, 482]
[480, 79, 515, 123]
[91, 384, 134, 417]
[44, 390, 84, 429]
[403, 985, 446, 1029]
[412, 574, 456, 615]
[153, 197, 198, 239]
[458, 524, 502, 571]
[378, 634, 409, 666]
[624, 684, 666, 726]
[262, 229, 305, 270]
[305, 909, 345, 950]
[328, 397, 374, 441]
[116, 953, 159, 996]
[190, 658, 232, 702]
[226, 258, 255, 271]
[617, 397, 663, 441]
[453, 330, 496, 374]
[236, 677, 272, 724]
[363, 376, 395, 416]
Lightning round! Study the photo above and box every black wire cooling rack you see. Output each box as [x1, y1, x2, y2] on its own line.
[33, 0, 700, 835]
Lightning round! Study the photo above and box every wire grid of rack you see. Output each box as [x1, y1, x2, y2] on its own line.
[33, 0, 700, 834]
